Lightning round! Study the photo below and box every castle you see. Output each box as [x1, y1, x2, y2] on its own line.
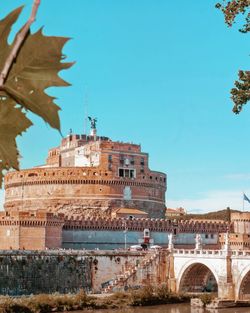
[1, 120, 250, 251]
[4, 120, 166, 219]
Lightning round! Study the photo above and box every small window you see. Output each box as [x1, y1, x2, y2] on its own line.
[125, 169, 130, 178]
[130, 170, 135, 178]
[119, 169, 124, 177]
[211, 234, 214, 239]
[140, 157, 145, 166]
[205, 234, 208, 239]
[108, 155, 112, 162]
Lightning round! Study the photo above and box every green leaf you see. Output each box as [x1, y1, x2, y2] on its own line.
[3, 28, 73, 130]
[0, 6, 73, 186]
[0, 92, 32, 187]
[0, 6, 23, 70]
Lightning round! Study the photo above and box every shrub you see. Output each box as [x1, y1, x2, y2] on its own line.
[199, 293, 214, 305]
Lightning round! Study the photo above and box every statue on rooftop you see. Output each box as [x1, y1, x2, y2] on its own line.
[195, 233, 202, 250]
[88, 116, 97, 129]
[168, 233, 174, 251]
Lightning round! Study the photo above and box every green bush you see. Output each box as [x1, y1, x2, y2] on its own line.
[199, 293, 214, 305]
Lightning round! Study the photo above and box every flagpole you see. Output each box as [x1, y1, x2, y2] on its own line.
[243, 192, 245, 212]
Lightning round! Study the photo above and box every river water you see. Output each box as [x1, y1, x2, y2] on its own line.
[73, 303, 250, 313]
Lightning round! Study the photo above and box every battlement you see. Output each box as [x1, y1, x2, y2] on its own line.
[4, 167, 166, 188]
[63, 217, 230, 233]
[0, 210, 65, 227]
[231, 211, 250, 221]
[99, 140, 141, 153]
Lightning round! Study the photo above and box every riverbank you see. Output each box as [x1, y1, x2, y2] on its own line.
[0, 285, 190, 313]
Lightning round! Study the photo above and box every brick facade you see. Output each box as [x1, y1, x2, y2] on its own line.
[0, 211, 64, 250]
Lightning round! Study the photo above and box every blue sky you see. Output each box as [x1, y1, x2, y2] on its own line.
[1, 0, 250, 213]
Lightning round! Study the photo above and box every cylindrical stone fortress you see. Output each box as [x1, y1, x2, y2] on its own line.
[4, 133, 167, 218]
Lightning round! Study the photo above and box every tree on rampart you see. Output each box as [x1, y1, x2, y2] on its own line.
[216, 1, 250, 113]
[0, 0, 73, 187]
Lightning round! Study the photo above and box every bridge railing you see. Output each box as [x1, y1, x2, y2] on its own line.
[173, 248, 250, 257]
[173, 249, 226, 256]
[231, 250, 250, 257]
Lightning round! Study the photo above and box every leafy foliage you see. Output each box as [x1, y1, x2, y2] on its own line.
[0, 6, 73, 186]
[231, 70, 250, 113]
[216, 0, 250, 33]
[216, 1, 250, 114]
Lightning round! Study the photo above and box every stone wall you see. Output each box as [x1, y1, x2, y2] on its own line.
[0, 211, 64, 250]
[0, 250, 148, 295]
[0, 251, 91, 295]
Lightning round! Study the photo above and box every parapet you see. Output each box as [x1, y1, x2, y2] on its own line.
[63, 216, 230, 233]
[231, 211, 250, 222]
[0, 210, 65, 227]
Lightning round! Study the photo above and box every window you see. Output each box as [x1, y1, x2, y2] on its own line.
[211, 234, 214, 239]
[205, 234, 208, 239]
[130, 156, 135, 165]
[119, 169, 124, 177]
[120, 155, 124, 164]
[108, 155, 112, 162]
[119, 168, 136, 178]
[140, 157, 145, 166]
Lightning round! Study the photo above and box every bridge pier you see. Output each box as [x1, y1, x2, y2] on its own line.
[218, 255, 235, 300]
[167, 254, 177, 293]
[218, 282, 235, 299]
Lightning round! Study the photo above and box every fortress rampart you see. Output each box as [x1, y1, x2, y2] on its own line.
[4, 166, 166, 218]
[0, 210, 64, 250]
[63, 216, 230, 233]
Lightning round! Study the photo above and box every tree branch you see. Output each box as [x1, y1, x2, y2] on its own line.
[0, 0, 41, 87]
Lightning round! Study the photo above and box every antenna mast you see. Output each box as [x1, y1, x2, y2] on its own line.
[83, 89, 88, 135]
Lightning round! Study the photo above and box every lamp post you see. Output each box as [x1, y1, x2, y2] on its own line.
[123, 220, 128, 250]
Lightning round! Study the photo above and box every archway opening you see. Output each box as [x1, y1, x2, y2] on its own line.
[239, 270, 250, 300]
[179, 263, 218, 294]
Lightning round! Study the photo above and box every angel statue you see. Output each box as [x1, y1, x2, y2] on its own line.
[88, 116, 97, 129]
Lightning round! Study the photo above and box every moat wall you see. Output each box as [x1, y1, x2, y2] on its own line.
[0, 250, 147, 295]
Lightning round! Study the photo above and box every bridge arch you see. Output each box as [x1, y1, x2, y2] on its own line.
[177, 260, 218, 294]
[236, 264, 250, 300]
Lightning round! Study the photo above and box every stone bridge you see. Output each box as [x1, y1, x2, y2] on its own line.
[170, 248, 250, 300]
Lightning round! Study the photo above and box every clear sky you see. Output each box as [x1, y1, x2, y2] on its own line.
[1, 0, 250, 213]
